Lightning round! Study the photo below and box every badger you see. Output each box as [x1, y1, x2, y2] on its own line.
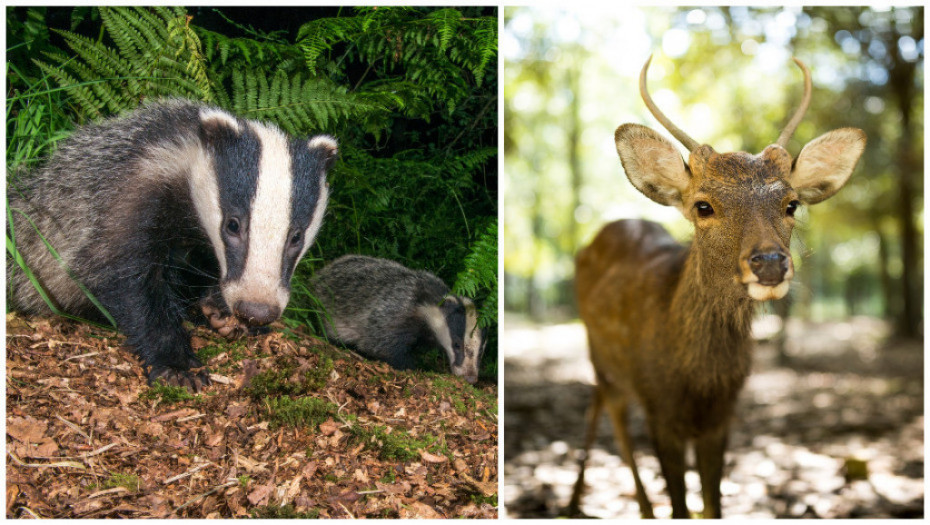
[7, 99, 337, 391]
[310, 255, 486, 383]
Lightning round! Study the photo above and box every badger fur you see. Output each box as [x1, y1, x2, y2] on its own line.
[310, 255, 485, 383]
[7, 99, 337, 390]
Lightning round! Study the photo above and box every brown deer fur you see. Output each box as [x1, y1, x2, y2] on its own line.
[569, 58, 866, 519]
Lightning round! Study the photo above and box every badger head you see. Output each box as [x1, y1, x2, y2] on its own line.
[189, 107, 337, 327]
[421, 295, 486, 384]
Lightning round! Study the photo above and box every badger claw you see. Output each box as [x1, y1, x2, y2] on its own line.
[149, 366, 211, 393]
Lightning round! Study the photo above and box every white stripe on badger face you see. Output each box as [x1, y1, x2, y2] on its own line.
[417, 303, 456, 367]
[185, 149, 227, 276]
[461, 297, 482, 383]
[189, 108, 243, 276]
[296, 174, 329, 265]
[222, 122, 294, 311]
[285, 135, 333, 279]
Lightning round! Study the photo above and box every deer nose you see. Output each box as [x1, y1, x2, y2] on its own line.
[749, 250, 789, 286]
[233, 301, 280, 326]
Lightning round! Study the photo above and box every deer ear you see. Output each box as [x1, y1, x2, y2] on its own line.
[790, 128, 866, 204]
[615, 124, 690, 207]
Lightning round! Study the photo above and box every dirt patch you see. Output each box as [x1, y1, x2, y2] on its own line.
[6, 313, 498, 519]
[503, 317, 923, 519]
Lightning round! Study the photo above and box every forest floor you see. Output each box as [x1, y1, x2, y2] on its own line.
[6, 313, 498, 519]
[503, 314, 923, 519]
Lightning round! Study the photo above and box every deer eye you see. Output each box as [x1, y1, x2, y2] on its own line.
[695, 201, 714, 218]
[786, 200, 800, 217]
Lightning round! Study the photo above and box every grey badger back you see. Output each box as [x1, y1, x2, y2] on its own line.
[7, 99, 337, 390]
[310, 255, 485, 383]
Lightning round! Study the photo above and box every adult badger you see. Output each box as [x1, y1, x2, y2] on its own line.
[7, 99, 337, 391]
[310, 255, 485, 383]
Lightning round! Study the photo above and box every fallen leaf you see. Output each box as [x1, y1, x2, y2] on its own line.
[247, 483, 273, 506]
[419, 450, 449, 464]
[7, 415, 48, 443]
[319, 418, 339, 436]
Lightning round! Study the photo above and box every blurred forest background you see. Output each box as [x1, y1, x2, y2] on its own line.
[503, 6, 923, 519]
[6, 6, 498, 378]
[504, 5, 922, 339]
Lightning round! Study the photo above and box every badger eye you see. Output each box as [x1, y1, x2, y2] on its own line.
[289, 231, 302, 247]
[225, 217, 241, 236]
[786, 200, 800, 217]
[695, 201, 715, 218]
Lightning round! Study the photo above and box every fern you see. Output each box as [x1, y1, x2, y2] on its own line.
[35, 6, 212, 118]
[224, 70, 386, 135]
[453, 222, 498, 328]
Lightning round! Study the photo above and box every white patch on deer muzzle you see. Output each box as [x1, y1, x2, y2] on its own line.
[747, 280, 791, 301]
[222, 122, 293, 314]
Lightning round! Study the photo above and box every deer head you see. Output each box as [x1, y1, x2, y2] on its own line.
[615, 56, 866, 301]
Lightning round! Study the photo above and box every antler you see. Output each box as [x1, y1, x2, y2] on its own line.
[776, 57, 812, 148]
[639, 55, 700, 152]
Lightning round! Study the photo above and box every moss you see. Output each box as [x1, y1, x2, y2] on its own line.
[247, 356, 334, 398]
[101, 472, 141, 492]
[304, 356, 334, 390]
[380, 467, 397, 484]
[265, 396, 339, 430]
[469, 493, 498, 506]
[194, 343, 226, 363]
[348, 423, 445, 462]
[140, 382, 196, 404]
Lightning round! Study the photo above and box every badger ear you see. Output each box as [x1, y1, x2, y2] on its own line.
[198, 108, 240, 145]
[308, 135, 339, 171]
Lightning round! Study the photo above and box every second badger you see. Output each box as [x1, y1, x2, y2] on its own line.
[8, 99, 337, 390]
[311, 255, 486, 383]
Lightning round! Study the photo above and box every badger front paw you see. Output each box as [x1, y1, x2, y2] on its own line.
[148, 365, 211, 392]
[201, 301, 249, 339]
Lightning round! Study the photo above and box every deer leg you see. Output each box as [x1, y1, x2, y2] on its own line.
[606, 398, 655, 519]
[567, 385, 604, 516]
[650, 425, 689, 519]
[694, 426, 728, 519]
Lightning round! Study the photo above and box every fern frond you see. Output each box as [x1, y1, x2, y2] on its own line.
[453, 221, 498, 327]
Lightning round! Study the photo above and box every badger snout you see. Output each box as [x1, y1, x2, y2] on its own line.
[233, 301, 281, 326]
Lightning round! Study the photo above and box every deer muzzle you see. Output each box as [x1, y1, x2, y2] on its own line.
[742, 248, 793, 301]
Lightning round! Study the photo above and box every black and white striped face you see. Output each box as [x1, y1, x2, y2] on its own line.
[190, 108, 337, 326]
[421, 295, 485, 383]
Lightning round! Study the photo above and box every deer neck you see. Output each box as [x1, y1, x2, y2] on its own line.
[668, 244, 755, 392]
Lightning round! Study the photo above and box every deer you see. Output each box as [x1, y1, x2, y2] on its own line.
[567, 56, 866, 519]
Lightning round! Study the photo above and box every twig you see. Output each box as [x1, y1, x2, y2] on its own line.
[86, 487, 128, 499]
[83, 442, 119, 458]
[162, 463, 211, 485]
[56, 415, 91, 441]
[338, 502, 356, 519]
[8, 451, 85, 470]
[17, 506, 43, 519]
[64, 351, 100, 361]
